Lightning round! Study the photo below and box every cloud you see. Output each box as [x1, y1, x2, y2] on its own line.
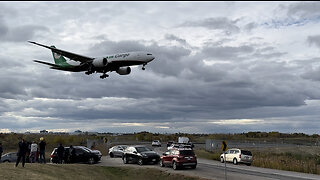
[307, 35, 320, 49]
[286, 2, 320, 19]
[180, 17, 240, 35]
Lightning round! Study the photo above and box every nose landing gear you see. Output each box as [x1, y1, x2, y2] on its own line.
[142, 63, 147, 70]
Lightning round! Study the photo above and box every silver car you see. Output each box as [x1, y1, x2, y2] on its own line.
[1, 152, 18, 163]
[109, 145, 128, 158]
[220, 148, 253, 166]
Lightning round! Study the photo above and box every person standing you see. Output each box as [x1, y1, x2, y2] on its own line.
[15, 138, 28, 167]
[69, 145, 76, 163]
[0, 143, 3, 162]
[30, 141, 38, 163]
[39, 137, 46, 164]
[57, 143, 65, 164]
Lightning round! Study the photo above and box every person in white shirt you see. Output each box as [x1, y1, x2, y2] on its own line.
[30, 141, 38, 163]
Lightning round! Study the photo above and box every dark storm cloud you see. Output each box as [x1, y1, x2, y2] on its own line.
[180, 17, 240, 35]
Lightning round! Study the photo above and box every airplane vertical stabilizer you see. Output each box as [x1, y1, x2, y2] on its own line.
[51, 46, 68, 65]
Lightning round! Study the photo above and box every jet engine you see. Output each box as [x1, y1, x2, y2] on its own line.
[116, 67, 131, 75]
[92, 58, 107, 67]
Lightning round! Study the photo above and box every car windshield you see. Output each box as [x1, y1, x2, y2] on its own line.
[136, 147, 151, 153]
[79, 146, 91, 153]
[179, 150, 195, 156]
[120, 146, 128, 149]
[241, 150, 252, 156]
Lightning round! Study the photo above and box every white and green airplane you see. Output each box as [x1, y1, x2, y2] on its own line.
[29, 41, 155, 79]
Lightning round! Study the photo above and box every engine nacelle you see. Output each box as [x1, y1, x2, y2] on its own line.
[116, 67, 131, 75]
[92, 58, 107, 67]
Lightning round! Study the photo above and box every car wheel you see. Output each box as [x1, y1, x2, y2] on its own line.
[109, 153, 114, 158]
[138, 158, 143, 166]
[160, 160, 165, 167]
[172, 161, 179, 170]
[220, 157, 224, 163]
[3, 160, 10, 163]
[233, 158, 238, 165]
[88, 157, 95, 164]
[246, 163, 252, 166]
[123, 156, 128, 164]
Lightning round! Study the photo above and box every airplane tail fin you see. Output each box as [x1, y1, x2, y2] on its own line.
[51, 45, 67, 65]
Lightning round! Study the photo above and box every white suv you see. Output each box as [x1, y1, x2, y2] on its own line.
[152, 140, 161, 147]
[220, 148, 253, 166]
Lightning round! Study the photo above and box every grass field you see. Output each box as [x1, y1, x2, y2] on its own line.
[195, 146, 320, 175]
[0, 163, 208, 180]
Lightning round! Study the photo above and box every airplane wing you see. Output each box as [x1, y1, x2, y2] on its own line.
[33, 60, 61, 67]
[28, 41, 94, 63]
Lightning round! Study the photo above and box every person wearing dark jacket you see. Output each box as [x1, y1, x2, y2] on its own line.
[57, 143, 65, 164]
[39, 137, 46, 164]
[15, 139, 28, 167]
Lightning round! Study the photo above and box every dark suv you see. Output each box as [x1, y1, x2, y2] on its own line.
[50, 146, 101, 164]
[122, 145, 160, 165]
[160, 148, 197, 170]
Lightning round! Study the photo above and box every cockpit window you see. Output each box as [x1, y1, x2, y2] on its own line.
[147, 53, 152, 55]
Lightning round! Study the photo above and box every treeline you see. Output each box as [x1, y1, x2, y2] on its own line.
[0, 133, 103, 151]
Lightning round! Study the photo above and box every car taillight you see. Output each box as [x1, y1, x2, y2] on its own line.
[51, 155, 56, 158]
[239, 154, 241, 158]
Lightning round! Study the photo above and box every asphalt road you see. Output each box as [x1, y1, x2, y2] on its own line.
[96, 146, 320, 180]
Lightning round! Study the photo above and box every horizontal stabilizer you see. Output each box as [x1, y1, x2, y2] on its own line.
[33, 60, 60, 67]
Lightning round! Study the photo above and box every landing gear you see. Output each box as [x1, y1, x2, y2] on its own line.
[85, 71, 93, 75]
[100, 73, 109, 79]
[142, 63, 146, 70]
[86, 64, 94, 75]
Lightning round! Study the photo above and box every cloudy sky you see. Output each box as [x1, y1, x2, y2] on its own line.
[1, 1, 320, 134]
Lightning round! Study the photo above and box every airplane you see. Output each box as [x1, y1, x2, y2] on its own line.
[28, 41, 155, 79]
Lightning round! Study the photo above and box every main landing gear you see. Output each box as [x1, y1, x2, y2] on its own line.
[100, 73, 109, 79]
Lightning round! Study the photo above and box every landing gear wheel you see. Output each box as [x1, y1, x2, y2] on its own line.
[100, 74, 109, 79]
[142, 63, 146, 70]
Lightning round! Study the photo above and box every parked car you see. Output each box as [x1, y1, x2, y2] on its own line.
[166, 141, 174, 147]
[1, 152, 18, 163]
[152, 140, 161, 147]
[109, 145, 128, 158]
[50, 146, 101, 164]
[122, 145, 160, 165]
[160, 148, 197, 170]
[220, 148, 253, 166]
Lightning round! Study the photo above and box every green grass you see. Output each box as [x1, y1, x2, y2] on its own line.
[195, 147, 320, 175]
[0, 163, 208, 180]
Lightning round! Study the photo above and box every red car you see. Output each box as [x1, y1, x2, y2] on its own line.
[159, 148, 197, 170]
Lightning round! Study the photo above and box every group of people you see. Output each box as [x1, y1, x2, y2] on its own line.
[15, 137, 47, 167]
[56, 143, 76, 164]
